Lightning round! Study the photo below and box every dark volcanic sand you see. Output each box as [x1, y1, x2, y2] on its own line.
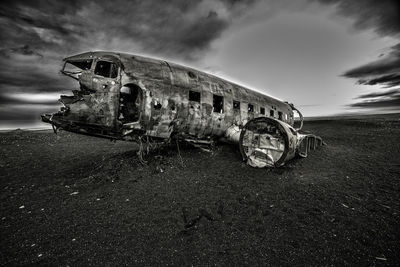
[1, 115, 399, 266]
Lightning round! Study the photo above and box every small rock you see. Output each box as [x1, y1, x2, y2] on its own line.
[38, 254, 42, 257]
[126, 198, 129, 202]
[72, 238, 76, 242]
[341, 203, 349, 208]
[96, 198, 100, 201]
[70, 191, 79, 195]
[19, 205, 25, 209]
[31, 244, 36, 247]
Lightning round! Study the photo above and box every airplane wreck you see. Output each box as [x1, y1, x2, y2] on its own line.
[41, 51, 323, 168]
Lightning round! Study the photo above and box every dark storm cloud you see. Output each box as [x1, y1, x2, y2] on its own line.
[358, 74, 400, 88]
[342, 43, 400, 88]
[0, 45, 43, 58]
[312, 0, 400, 38]
[0, 45, 74, 94]
[348, 92, 400, 109]
[348, 88, 400, 110]
[343, 44, 400, 109]
[345, 44, 400, 77]
[0, 0, 255, 57]
[356, 89, 400, 99]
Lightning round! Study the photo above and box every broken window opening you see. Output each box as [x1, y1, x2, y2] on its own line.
[213, 94, 224, 113]
[188, 71, 196, 79]
[248, 104, 254, 113]
[278, 111, 283, 121]
[270, 109, 274, 117]
[61, 60, 93, 80]
[189, 90, 201, 102]
[94, 60, 118, 78]
[260, 107, 265, 115]
[119, 85, 142, 123]
[233, 100, 240, 110]
[70, 60, 92, 70]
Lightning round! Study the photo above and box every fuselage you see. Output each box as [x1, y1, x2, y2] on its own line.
[43, 51, 297, 140]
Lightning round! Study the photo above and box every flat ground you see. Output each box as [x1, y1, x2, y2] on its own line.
[1, 114, 399, 266]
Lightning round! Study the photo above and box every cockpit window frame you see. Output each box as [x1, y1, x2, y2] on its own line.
[94, 60, 119, 79]
[61, 59, 93, 80]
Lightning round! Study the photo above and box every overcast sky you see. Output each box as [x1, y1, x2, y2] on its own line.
[0, 0, 399, 129]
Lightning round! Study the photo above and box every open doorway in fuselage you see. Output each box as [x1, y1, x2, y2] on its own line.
[118, 84, 142, 123]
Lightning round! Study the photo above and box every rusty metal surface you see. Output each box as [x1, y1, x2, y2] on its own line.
[41, 51, 321, 167]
